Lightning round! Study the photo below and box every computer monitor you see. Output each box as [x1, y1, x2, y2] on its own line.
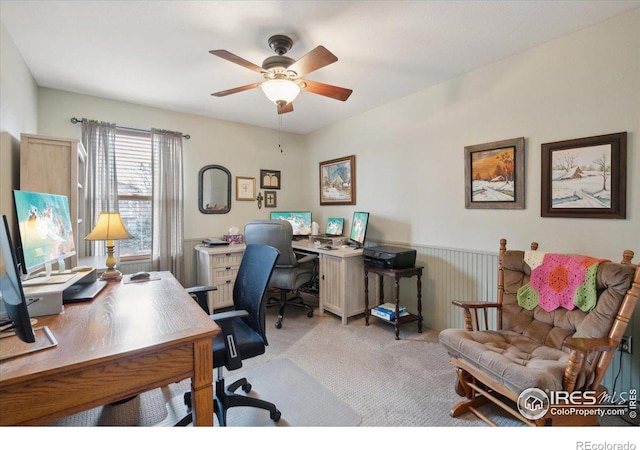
[269, 211, 312, 236]
[349, 212, 369, 248]
[0, 215, 36, 343]
[325, 218, 344, 236]
[13, 190, 76, 276]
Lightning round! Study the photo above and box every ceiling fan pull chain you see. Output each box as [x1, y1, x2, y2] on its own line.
[279, 115, 283, 153]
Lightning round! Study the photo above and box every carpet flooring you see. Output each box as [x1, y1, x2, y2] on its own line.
[46, 293, 635, 430]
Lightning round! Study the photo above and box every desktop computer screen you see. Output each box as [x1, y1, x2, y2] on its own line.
[270, 211, 312, 236]
[349, 212, 369, 248]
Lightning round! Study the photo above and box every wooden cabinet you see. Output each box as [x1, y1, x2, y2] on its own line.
[292, 241, 377, 325]
[20, 134, 87, 269]
[196, 244, 245, 312]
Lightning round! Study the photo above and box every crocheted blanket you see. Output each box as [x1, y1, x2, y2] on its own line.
[517, 252, 609, 312]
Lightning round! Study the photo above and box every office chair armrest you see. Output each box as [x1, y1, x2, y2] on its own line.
[210, 310, 249, 322]
[296, 253, 318, 264]
[185, 285, 218, 314]
[210, 309, 249, 371]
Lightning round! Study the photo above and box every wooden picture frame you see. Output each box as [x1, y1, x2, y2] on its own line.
[260, 169, 281, 190]
[264, 190, 277, 208]
[235, 176, 256, 201]
[464, 137, 525, 209]
[541, 132, 627, 219]
[319, 155, 356, 205]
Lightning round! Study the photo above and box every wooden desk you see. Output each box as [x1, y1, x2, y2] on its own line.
[292, 240, 376, 325]
[0, 271, 220, 426]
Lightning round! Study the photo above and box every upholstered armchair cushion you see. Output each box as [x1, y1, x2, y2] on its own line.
[439, 250, 636, 395]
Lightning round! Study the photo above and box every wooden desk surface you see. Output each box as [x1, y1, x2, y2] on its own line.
[292, 239, 363, 258]
[0, 271, 220, 425]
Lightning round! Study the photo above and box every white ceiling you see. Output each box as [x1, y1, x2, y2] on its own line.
[2, 1, 639, 135]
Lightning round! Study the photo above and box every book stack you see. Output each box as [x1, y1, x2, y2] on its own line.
[370, 303, 409, 321]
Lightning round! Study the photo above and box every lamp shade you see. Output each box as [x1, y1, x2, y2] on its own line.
[261, 79, 300, 105]
[85, 212, 133, 241]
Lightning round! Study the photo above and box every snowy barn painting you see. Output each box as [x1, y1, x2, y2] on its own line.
[550, 144, 612, 209]
[541, 132, 626, 219]
[470, 147, 516, 202]
[464, 137, 525, 210]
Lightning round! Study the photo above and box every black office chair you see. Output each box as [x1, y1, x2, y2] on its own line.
[244, 220, 318, 329]
[179, 244, 281, 426]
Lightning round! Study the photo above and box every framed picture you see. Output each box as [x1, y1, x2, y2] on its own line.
[260, 169, 281, 189]
[264, 190, 277, 208]
[319, 155, 356, 205]
[464, 137, 525, 209]
[235, 176, 256, 201]
[541, 132, 627, 219]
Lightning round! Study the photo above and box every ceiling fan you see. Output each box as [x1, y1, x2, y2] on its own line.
[210, 34, 353, 114]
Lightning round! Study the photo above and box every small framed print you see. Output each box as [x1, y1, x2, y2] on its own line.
[264, 190, 277, 208]
[260, 170, 281, 189]
[236, 177, 256, 201]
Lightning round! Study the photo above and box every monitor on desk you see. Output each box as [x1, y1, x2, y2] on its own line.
[269, 211, 312, 238]
[0, 215, 35, 344]
[13, 190, 76, 277]
[349, 212, 369, 248]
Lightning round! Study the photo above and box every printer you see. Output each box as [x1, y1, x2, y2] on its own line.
[363, 246, 417, 270]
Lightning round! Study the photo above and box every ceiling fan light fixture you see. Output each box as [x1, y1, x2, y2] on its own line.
[261, 79, 300, 105]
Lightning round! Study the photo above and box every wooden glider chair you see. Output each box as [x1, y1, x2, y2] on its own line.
[439, 239, 640, 426]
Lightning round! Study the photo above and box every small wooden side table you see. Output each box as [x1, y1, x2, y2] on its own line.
[364, 265, 423, 339]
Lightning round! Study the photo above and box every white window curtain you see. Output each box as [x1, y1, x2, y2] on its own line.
[151, 129, 185, 284]
[81, 120, 118, 257]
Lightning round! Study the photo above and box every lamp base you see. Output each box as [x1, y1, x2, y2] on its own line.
[99, 269, 123, 282]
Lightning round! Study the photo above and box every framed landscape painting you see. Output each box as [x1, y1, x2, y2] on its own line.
[464, 137, 525, 209]
[541, 132, 627, 219]
[319, 155, 356, 205]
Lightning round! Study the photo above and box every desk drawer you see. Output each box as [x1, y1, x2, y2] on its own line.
[210, 266, 239, 281]
[209, 280, 235, 310]
[210, 252, 243, 267]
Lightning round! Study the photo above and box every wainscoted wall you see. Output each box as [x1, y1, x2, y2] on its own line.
[367, 239, 637, 396]
[183, 237, 207, 288]
[178, 236, 637, 394]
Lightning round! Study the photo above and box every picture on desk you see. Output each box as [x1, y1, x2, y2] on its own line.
[325, 218, 344, 235]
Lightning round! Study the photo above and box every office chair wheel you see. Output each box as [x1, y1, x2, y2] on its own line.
[271, 409, 282, 421]
[275, 319, 282, 329]
[242, 382, 252, 393]
[307, 310, 314, 318]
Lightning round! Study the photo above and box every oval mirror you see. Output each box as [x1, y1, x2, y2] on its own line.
[198, 165, 231, 214]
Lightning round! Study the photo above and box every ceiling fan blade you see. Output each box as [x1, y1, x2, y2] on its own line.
[301, 79, 353, 101]
[209, 50, 264, 73]
[211, 82, 262, 97]
[278, 102, 294, 114]
[287, 46, 338, 77]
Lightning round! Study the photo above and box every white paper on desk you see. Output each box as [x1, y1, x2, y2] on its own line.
[122, 273, 161, 284]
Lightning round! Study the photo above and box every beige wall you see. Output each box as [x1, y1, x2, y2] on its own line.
[0, 22, 38, 273]
[2, 10, 639, 262]
[305, 10, 640, 262]
[36, 89, 309, 241]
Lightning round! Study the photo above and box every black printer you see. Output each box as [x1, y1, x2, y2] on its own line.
[363, 246, 417, 270]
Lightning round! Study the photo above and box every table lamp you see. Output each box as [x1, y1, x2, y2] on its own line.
[85, 212, 133, 281]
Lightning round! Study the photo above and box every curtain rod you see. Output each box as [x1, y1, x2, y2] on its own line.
[70, 117, 190, 139]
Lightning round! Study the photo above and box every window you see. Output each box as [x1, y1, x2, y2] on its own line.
[114, 129, 152, 259]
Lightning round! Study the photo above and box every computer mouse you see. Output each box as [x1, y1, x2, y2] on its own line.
[340, 245, 350, 249]
[130, 271, 150, 281]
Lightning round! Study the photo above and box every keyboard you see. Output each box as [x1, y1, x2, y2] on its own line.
[63, 280, 108, 303]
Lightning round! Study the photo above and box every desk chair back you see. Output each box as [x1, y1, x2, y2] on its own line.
[233, 244, 280, 343]
[244, 220, 298, 267]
